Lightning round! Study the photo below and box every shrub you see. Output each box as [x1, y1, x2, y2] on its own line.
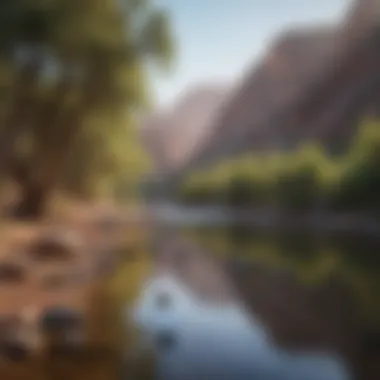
[177, 119, 380, 215]
[274, 163, 320, 211]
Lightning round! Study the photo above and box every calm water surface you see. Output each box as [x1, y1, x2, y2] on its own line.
[129, 225, 366, 380]
[131, 275, 351, 380]
[186, 226, 380, 327]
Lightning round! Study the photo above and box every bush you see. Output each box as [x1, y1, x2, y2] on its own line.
[275, 163, 320, 211]
[177, 119, 380, 215]
[330, 120, 380, 213]
[225, 176, 253, 206]
[331, 155, 380, 213]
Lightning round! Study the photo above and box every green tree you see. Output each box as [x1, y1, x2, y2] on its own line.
[332, 120, 380, 213]
[0, 0, 174, 218]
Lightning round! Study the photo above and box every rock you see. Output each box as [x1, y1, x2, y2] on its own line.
[40, 273, 69, 290]
[40, 268, 89, 289]
[0, 315, 19, 340]
[40, 307, 86, 358]
[0, 309, 41, 360]
[47, 342, 85, 357]
[39, 307, 84, 333]
[141, 84, 229, 172]
[1, 340, 29, 361]
[176, 2, 380, 175]
[95, 216, 121, 233]
[68, 269, 89, 285]
[29, 230, 82, 261]
[0, 261, 27, 284]
[94, 250, 117, 277]
[46, 330, 86, 357]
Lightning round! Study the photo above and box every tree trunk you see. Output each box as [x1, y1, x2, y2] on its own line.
[0, 59, 41, 176]
[12, 119, 81, 220]
[9, 73, 74, 220]
[12, 68, 103, 219]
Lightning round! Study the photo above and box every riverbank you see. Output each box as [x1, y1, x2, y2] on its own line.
[0, 201, 150, 380]
[150, 204, 380, 237]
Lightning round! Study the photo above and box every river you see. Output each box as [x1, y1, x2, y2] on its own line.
[123, 206, 380, 380]
[131, 273, 350, 380]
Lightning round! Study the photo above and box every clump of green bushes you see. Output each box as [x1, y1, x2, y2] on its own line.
[178, 119, 380, 214]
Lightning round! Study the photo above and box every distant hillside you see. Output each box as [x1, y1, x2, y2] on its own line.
[140, 84, 231, 173]
[188, 26, 339, 166]
[180, 0, 380, 173]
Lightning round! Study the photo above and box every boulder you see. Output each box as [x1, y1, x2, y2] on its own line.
[29, 230, 82, 261]
[0, 261, 27, 284]
[95, 216, 121, 233]
[0, 310, 41, 360]
[46, 330, 86, 357]
[39, 273, 70, 290]
[68, 269, 89, 285]
[0, 315, 19, 340]
[94, 249, 118, 277]
[39, 307, 84, 333]
[1, 340, 29, 361]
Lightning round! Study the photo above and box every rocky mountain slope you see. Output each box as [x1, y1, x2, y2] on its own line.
[140, 84, 231, 173]
[180, 0, 380, 173]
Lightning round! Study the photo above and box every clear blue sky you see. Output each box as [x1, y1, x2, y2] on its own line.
[152, 0, 352, 108]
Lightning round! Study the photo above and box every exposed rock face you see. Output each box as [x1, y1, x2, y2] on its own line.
[191, 28, 339, 164]
[141, 84, 231, 173]
[178, 0, 380, 173]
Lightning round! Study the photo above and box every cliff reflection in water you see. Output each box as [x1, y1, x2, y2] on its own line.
[184, 227, 380, 380]
[131, 273, 351, 380]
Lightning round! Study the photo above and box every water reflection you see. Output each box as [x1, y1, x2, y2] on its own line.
[132, 274, 351, 380]
[186, 228, 380, 326]
[155, 293, 173, 311]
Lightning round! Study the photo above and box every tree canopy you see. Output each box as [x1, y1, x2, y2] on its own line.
[0, 0, 175, 217]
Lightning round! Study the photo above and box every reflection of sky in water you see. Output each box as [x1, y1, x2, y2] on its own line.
[130, 275, 352, 380]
